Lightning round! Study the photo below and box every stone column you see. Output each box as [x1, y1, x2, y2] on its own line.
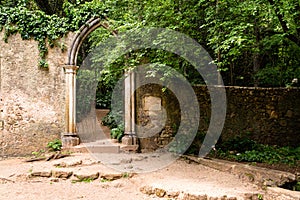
[62, 65, 80, 147]
[122, 70, 138, 150]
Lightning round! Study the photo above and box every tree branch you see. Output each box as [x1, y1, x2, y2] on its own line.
[267, 0, 300, 47]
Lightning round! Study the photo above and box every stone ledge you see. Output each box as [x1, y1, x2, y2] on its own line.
[184, 156, 296, 187]
[265, 187, 300, 200]
[139, 185, 256, 200]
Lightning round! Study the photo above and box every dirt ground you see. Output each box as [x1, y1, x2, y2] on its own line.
[0, 153, 266, 200]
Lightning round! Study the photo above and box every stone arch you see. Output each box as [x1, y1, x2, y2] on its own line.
[67, 17, 117, 66]
[62, 17, 134, 148]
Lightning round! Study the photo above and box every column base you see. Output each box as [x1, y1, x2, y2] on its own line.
[61, 135, 80, 147]
[121, 134, 139, 152]
[122, 134, 138, 145]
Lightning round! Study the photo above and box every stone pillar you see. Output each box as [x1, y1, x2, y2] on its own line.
[62, 65, 80, 147]
[122, 70, 138, 151]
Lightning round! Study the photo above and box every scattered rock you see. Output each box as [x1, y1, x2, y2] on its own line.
[140, 185, 241, 200]
[25, 152, 70, 163]
[73, 172, 99, 181]
[165, 191, 180, 198]
[52, 170, 73, 179]
[54, 160, 82, 168]
[178, 193, 208, 200]
[54, 162, 67, 168]
[140, 186, 155, 195]
[154, 188, 166, 197]
[100, 173, 123, 181]
[30, 171, 52, 178]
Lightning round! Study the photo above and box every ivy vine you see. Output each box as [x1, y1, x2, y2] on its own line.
[0, 1, 107, 68]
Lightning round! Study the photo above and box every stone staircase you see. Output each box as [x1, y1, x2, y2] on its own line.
[64, 139, 120, 154]
[64, 109, 121, 154]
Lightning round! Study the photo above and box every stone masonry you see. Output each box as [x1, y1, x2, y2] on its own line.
[136, 84, 300, 151]
[0, 31, 75, 156]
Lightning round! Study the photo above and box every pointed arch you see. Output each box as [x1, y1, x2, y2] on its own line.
[67, 17, 117, 66]
[63, 17, 120, 147]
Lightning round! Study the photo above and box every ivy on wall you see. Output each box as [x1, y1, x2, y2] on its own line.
[0, 0, 107, 68]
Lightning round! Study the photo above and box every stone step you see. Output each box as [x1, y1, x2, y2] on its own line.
[84, 144, 120, 154]
[63, 140, 120, 154]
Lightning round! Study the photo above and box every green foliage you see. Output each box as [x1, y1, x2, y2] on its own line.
[122, 172, 130, 178]
[47, 139, 62, 151]
[215, 136, 300, 165]
[100, 177, 111, 183]
[101, 111, 124, 141]
[201, 0, 300, 86]
[31, 149, 45, 157]
[294, 182, 300, 191]
[110, 124, 124, 141]
[1, 0, 300, 86]
[101, 111, 118, 129]
[233, 145, 300, 164]
[0, 0, 106, 68]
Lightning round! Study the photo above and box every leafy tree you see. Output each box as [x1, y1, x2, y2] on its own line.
[0, 0, 299, 87]
[201, 0, 300, 86]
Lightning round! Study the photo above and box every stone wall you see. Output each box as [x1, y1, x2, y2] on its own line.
[136, 85, 300, 151]
[0, 31, 74, 156]
[135, 84, 180, 152]
[193, 86, 300, 147]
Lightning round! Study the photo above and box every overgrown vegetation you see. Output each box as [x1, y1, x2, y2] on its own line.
[213, 136, 300, 166]
[1, 0, 299, 85]
[0, 0, 106, 68]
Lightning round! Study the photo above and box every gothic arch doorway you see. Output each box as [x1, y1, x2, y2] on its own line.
[61, 18, 135, 147]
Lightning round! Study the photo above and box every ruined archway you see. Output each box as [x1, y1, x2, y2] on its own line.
[61, 17, 134, 147]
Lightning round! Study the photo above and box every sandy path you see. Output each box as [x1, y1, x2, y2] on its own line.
[0, 154, 263, 200]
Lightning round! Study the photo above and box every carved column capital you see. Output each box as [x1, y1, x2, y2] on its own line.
[63, 65, 79, 74]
